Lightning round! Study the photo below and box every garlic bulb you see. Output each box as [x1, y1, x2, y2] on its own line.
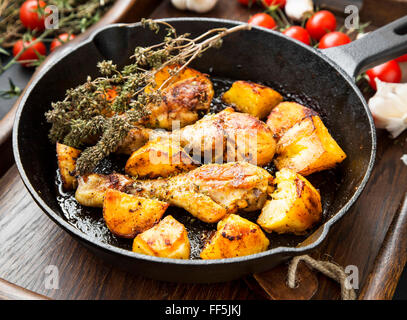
[171, 0, 218, 13]
[368, 79, 407, 138]
[285, 0, 314, 21]
[187, 0, 218, 13]
[171, 0, 187, 10]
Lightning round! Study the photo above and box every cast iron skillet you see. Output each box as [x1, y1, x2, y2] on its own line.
[12, 17, 407, 283]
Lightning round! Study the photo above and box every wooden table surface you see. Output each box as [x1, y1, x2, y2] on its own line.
[1, 0, 407, 300]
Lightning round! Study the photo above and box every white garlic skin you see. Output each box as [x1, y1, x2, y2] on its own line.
[285, 0, 314, 21]
[356, 32, 369, 40]
[171, 0, 218, 13]
[187, 0, 218, 13]
[368, 79, 407, 138]
[171, 0, 188, 10]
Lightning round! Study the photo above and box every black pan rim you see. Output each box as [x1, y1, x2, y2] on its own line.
[12, 17, 377, 266]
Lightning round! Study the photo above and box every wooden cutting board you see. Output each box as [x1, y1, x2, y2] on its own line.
[1, 0, 407, 300]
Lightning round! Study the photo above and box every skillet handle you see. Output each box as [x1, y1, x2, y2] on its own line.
[323, 16, 407, 79]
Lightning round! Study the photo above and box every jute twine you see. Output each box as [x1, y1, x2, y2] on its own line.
[287, 255, 357, 300]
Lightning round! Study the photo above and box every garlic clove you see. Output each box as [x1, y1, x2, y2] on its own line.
[384, 118, 407, 138]
[186, 0, 218, 13]
[171, 0, 188, 10]
[285, 0, 314, 22]
[368, 79, 407, 138]
[356, 32, 369, 40]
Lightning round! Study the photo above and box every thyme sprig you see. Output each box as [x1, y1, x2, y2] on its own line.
[45, 20, 251, 174]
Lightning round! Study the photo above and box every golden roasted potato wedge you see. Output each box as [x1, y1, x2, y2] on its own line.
[132, 215, 190, 259]
[200, 214, 269, 259]
[266, 102, 318, 139]
[257, 168, 322, 234]
[75, 173, 133, 207]
[274, 116, 346, 176]
[56, 142, 81, 190]
[222, 81, 283, 119]
[103, 189, 168, 238]
[125, 137, 199, 178]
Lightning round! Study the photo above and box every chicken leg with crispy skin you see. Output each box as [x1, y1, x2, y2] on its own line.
[75, 162, 273, 223]
[141, 65, 214, 130]
[144, 76, 214, 130]
[118, 107, 277, 167]
[130, 162, 273, 223]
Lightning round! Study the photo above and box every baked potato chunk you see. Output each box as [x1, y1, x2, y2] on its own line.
[222, 81, 283, 119]
[125, 137, 199, 178]
[274, 116, 346, 176]
[103, 189, 168, 238]
[132, 215, 190, 259]
[257, 168, 322, 234]
[56, 142, 81, 190]
[200, 214, 270, 259]
[75, 173, 133, 207]
[266, 102, 318, 139]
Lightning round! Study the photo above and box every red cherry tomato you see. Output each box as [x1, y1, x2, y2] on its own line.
[12, 38, 47, 67]
[366, 60, 402, 90]
[262, 0, 286, 7]
[395, 54, 407, 63]
[306, 10, 337, 41]
[19, 0, 47, 31]
[248, 13, 276, 29]
[283, 26, 311, 45]
[50, 33, 76, 52]
[318, 32, 351, 49]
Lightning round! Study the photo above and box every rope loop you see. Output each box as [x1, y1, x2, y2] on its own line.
[287, 255, 356, 300]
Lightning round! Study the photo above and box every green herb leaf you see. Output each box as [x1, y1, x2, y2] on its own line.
[0, 47, 9, 56]
[0, 78, 21, 99]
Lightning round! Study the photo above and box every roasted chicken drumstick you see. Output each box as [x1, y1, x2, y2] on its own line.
[75, 162, 273, 223]
[118, 107, 277, 167]
[143, 70, 214, 130]
[131, 162, 273, 223]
